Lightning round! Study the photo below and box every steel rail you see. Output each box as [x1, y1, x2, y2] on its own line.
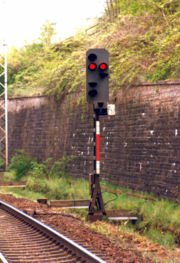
[0, 200, 106, 263]
[0, 253, 9, 263]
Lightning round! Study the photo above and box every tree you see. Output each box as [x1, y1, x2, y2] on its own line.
[39, 20, 56, 46]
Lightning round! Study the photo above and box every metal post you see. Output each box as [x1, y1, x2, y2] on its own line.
[96, 117, 100, 175]
[0, 42, 8, 170]
[4, 43, 8, 169]
[93, 112, 100, 175]
[87, 109, 106, 221]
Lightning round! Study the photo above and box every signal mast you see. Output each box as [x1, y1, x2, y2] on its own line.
[86, 48, 109, 221]
[0, 41, 8, 170]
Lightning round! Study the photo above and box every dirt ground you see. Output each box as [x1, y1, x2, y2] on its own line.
[0, 193, 179, 262]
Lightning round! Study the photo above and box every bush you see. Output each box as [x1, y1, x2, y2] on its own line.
[28, 161, 48, 179]
[8, 150, 33, 180]
[8, 150, 75, 182]
[8, 151, 77, 199]
[49, 155, 75, 178]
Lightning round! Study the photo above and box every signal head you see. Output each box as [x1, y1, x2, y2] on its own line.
[86, 48, 109, 105]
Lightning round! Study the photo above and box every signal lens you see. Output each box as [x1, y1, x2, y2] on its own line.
[88, 53, 97, 61]
[88, 89, 97, 97]
[88, 63, 97, 71]
[99, 63, 108, 71]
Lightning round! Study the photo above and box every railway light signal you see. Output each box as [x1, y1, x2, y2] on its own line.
[86, 49, 109, 106]
[86, 49, 112, 221]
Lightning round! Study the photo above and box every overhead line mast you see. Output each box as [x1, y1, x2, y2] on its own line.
[0, 42, 8, 170]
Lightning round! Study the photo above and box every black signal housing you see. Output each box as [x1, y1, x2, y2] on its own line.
[86, 49, 109, 106]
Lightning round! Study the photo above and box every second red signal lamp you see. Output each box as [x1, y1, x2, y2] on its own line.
[99, 63, 108, 71]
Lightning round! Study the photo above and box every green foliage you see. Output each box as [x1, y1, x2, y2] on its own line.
[9, 150, 33, 180]
[0, 187, 45, 201]
[39, 20, 56, 46]
[49, 155, 75, 178]
[7, 149, 180, 247]
[105, 0, 180, 18]
[99, 180, 180, 247]
[28, 161, 48, 179]
[8, 150, 75, 182]
[7, 34, 86, 98]
[2, 170, 180, 247]
[25, 154, 76, 199]
[3, 171, 16, 182]
[7, 44, 44, 96]
[145, 229, 175, 247]
[137, 199, 180, 241]
[7, 0, 180, 98]
[26, 175, 89, 200]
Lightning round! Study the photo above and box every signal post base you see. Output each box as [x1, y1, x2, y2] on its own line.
[87, 173, 106, 222]
[86, 212, 105, 222]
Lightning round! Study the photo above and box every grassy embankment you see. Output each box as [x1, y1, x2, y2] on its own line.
[0, 150, 179, 250]
[0, 0, 179, 99]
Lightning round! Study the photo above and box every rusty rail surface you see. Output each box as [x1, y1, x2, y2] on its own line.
[0, 200, 106, 263]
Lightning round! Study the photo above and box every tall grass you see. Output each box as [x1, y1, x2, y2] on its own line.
[5, 151, 180, 247]
[26, 176, 89, 200]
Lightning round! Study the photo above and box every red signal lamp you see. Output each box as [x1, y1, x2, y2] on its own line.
[99, 63, 108, 71]
[88, 63, 97, 71]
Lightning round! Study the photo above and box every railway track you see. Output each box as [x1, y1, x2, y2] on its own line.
[0, 200, 106, 263]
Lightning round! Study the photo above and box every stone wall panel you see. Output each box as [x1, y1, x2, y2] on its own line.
[7, 82, 180, 199]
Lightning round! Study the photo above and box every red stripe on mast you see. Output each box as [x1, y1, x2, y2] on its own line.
[96, 134, 100, 161]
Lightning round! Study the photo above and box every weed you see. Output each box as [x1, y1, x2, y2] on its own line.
[8, 150, 33, 180]
[8, 150, 75, 182]
[145, 229, 175, 248]
[29, 162, 47, 178]
[3, 171, 16, 182]
[49, 155, 75, 178]
[5, 153, 180, 248]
